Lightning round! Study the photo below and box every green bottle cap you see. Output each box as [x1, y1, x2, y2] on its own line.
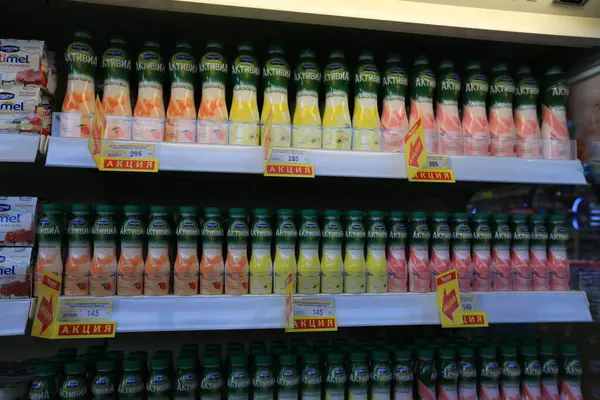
[372, 351, 388, 362]
[300, 209, 318, 217]
[389, 211, 405, 219]
[395, 349, 411, 360]
[181, 344, 199, 353]
[303, 353, 320, 364]
[35, 362, 56, 375]
[454, 212, 469, 220]
[350, 352, 366, 363]
[96, 359, 116, 372]
[42, 204, 62, 212]
[179, 206, 196, 215]
[277, 209, 295, 216]
[150, 206, 168, 214]
[432, 212, 448, 219]
[204, 207, 221, 216]
[203, 356, 220, 368]
[473, 213, 490, 221]
[176, 356, 195, 369]
[521, 346, 537, 356]
[65, 361, 86, 375]
[230, 356, 247, 367]
[550, 215, 566, 222]
[123, 358, 141, 371]
[129, 351, 148, 362]
[511, 214, 526, 221]
[151, 357, 168, 370]
[411, 212, 427, 219]
[480, 347, 497, 358]
[439, 348, 455, 359]
[347, 210, 363, 218]
[368, 210, 385, 218]
[96, 205, 114, 214]
[386, 53, 401, 64]
[324, 210, 340, 218]
[326, 353, 343, 363]
[560, 344, 578, 355]
[459, 347, 474, 358]
[124, 205, 142, 213]
[229, 208, 246, 216]
[501, 347, 517, 357]
[280, 354, 296, 366]
[418, 349, 434, 360]
[493, 214, 508, 221]
[72, 204, 90, 213]
[253, 208, 270, 216]
[530, 214, 545, 222]
[255, 355, 272, 366]
[86, 345, 106, 355]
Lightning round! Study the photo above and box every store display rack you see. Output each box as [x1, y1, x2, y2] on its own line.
[0, 292, 591, 335]
[45, 136, 586, 184]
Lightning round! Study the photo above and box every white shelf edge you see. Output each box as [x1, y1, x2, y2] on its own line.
[0, 134, 40, 163]
[58, 291, 592, 332]
[0, 298, 32, 336]
[45, 137, 586, 185]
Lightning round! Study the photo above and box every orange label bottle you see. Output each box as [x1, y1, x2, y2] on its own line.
[34, 204, 64, 297]
[90, 205, 118, 296]
[64, 205, 91, 296]
[101, 37, 133, 139]
[166, 41, 198, 143]
[117, 206, 145, 296]
[225, 208, 249, 295]
[200, 208, 225, 294]
[174, 206, 200, 295]
[144, 206, 171, 295]
[133, 41, 166, 141]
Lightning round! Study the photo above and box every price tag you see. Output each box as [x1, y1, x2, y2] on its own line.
[269, 149, 310, 164]
[57, 299, 113, 322]
[426, 155, 448, 169]
[264, 147, 314, 178]
[460, 294, 478, 312]
[102, 142, 155, 159]
[293, 299, 334, 317]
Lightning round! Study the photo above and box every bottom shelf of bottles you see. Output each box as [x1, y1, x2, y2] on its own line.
[50, 291, 592, 333]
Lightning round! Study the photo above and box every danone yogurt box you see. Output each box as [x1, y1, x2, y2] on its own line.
[0, 39, 48, 87]
[0, 247, 32, 298]
[0, 197, 37, 246]
[0, 84, 43, 134]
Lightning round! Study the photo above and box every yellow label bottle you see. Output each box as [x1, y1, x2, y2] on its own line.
[321, 210, 344, 294]
[352, 51, 382, 151]
[322, 50, 352, 149]
[366, 211, 388, 293]
[297, 209, 321, 294]
[101, 37, 132, 140]
[249, 209, 273, 294]
[230, 42, 260, 145]
[273, 209, 297, 294]
[292, 49, 322, 148]
[344, 211, 366, 294]
[261, 45, 291, 148]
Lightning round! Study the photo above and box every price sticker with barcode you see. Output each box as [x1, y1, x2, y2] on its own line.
[103, 141, 155, 159]
[57, 299, 113, 322]
[460, 294, 479, 312]
[293, 299, 334, 318]
[426, 155, 448, 169]
[269, 148, 310, 164]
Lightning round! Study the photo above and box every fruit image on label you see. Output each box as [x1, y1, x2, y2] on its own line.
[230, 43, 260, 145]
[101, 37, 132, 140]
[117, 206, 145, 296]
[488, 63, 516, 157]
[352, 51, 381, 151]
[322, 50, 352, 150]
[514, 65, 541, 159]
[197, 40, 229, 144]
[409, 55, 437, 154]
[61, 31, 97, 138]
[436, 59, 463, 155]
[200, 208, 225, 294]
[166, 41, 198, 143]
[133, 41, 166, 141]
[462, 60, 490, 156]
[261, 45, 292, 148]
[144, 207, 171, 296]
[292, 48, 322, 149]
[381, 54, 408, 152]
[541, 66, 570, 160]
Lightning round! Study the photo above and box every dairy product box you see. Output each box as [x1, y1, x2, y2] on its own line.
[0, 84, 43, 134]
[0, 247, 32, 299]
[0, 39, 47, 88]
[0, 197, 36, 246]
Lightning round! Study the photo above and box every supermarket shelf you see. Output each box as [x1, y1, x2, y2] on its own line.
[0, 134, 39, 163]
[45, 137, 586, 184]
[0, 299, 32, 336]
[61, 291, 592, 332]
[75, 0, 600, 47]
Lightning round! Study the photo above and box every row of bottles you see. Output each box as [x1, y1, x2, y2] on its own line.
[34, 205, 569, 297]
[29, 337, 583, 400]
[61, 32, 570, 159]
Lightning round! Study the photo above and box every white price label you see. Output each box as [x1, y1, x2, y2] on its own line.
[57, 300, 113, 322]
[293, 299, 334, 317]
[426, 155, 448, 169]
[461, 294, 479, 312]
[103, 141, 155, 159]
[269, 148, 310, 164]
